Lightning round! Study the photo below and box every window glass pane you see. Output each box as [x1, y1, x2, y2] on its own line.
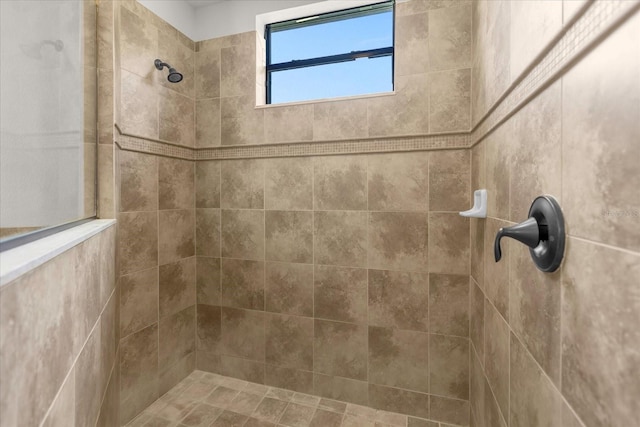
[270, 56, 392, 104]
[270, 10, 393, 63]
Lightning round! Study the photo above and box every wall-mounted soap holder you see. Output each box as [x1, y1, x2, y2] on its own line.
[494, 195, 565, 273]
[460, 189, 487, 218]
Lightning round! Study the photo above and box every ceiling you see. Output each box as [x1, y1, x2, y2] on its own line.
[184, 0, 227, 9]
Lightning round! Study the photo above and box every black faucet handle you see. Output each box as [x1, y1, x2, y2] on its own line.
[494, 217, 540, 262]
[494, 196, 565, 272]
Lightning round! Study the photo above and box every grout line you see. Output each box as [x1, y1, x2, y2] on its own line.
[425, 149, 432, 309]
[193, 158, 198, 374]
[365, 155, 371, 405]
[468, 274, 473, 418]
[505, 97, 513, 426]
[216, 248, 465, 276]
[155, 151, 161, 403]
[38, 312, 101, 427]
[480, 269, 486, 375]
[559, 55, 565, 399]
[566, 235, 640, 257]
[311, 156, 317, 396]
[509, 330, 571, 422]
[486, 360, 509, 427]
[476, 257, 591, 427]
[200, 207, 468, 214]
[262, 158, 267, 383]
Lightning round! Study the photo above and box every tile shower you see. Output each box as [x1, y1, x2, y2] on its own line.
[114, 0, 640, 425]
[1, 0, 639, 426]
[115, 0, 473, 424]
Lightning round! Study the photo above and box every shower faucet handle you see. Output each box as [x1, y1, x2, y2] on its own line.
[493, 195, 566, 273]
[494, 217, 540, 262]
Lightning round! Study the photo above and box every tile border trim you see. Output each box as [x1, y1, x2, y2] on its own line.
[470, 0, 640, 146]
[115, 128, 194, 160]
[115, 0, 639, 160]
[195, 134, 470, 159]
[115, 129, 470, 160]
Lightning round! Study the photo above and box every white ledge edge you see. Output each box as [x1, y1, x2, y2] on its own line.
[0, 219, 116, 287]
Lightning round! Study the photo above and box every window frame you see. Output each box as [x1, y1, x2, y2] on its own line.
[265, 0, 395, 105]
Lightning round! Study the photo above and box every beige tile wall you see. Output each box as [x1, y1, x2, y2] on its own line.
[115, 0, 195, 147]
[0, 225, 118, 427]
[195, 151, 472, 426]
[113, 2, 199, 424]
[193, 0, 472, 147]
[469, 3, 640, 427]
[112, 1, 476, 425]
[117, 147, 197, 425]
[112, 1, 640, 426]
[103, 0, 640, 426]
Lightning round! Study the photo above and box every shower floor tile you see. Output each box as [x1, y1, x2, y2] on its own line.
[125, 371, 453, 427]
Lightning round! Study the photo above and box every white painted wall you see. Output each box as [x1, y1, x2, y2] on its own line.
[140, 0, 404, 41]
[194, 0, 320, 40]
[138, 0, 330, 41]
[138, 0, 198, 39]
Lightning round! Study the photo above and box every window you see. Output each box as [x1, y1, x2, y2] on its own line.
[265, 1, 394, 104]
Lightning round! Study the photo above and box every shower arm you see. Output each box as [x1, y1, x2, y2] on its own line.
[154, 59, 170, 70]
[154, 58, 183, 83]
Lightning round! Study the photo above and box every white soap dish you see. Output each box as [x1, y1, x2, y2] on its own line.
[460, 189, 487, 218]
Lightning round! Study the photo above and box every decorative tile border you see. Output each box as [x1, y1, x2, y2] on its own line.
[115, 132, 194, 160]
[115, 0, 639, 160]
[115, 129, 469, 160]
[195, 134, 470, 160]
[471, 0, 640, 145]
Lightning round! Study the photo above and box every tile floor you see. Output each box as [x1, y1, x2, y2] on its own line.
[126, 371, 458, 427]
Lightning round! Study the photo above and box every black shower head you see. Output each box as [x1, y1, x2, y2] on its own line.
[155, 59, 183, 83]
[167, 67, 183, 83]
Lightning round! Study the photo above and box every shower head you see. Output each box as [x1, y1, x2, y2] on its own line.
[167, 68, 183, 83]
[154, 59, 183, 83]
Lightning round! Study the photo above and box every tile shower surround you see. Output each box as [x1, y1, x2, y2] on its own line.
[115, 1, 200, 423]
[468, 2, 640, 427]
[200, 152, 470, 420]
[115, 0, 473, 425]
[3, 0, 636, 426]
[114, 1, 640, 427]
[118, 150, 197, 424]
[0, 225, 118, 427]
[118, 148, 472, 426]
[115, 0, 473, 151]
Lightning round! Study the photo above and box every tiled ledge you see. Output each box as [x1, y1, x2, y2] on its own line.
[115, 0, 639, 161]
[0, 219, 116, 287]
